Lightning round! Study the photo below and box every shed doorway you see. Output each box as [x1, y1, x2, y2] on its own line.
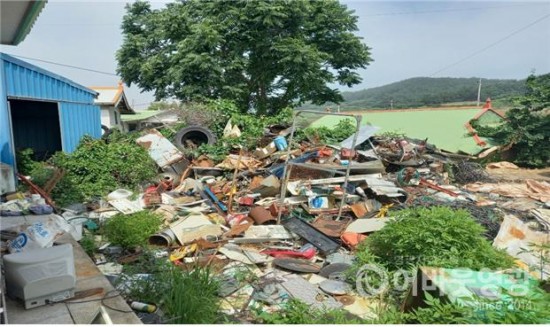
[9, 99, 62, 161]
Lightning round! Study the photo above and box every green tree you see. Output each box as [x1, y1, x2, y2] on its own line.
[472, 73, 550, 168]
[116, 0, 372, 115]
[147, 101, 181, 111]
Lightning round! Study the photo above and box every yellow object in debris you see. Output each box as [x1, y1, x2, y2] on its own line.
[169, 244, 197, 262]
[514, 259, 540, 279]
[207, 213, 226, 225]
[375, 204, 393, 218]
[5, 192, 25, 201]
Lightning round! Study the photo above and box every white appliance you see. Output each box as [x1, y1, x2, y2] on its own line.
[3, 243, 76, 309]
[0, 163, 16, 195]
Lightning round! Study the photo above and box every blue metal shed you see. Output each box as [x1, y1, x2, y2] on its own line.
[0, 53, 101, 192]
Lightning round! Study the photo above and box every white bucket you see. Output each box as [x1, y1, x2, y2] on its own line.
[67, 217, 89, 241]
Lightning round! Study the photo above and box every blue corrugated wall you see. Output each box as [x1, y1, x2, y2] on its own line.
[0, 53, 101, 175]
[59, 103, 101, 152]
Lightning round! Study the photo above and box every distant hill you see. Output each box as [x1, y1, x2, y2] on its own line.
[300, 77, 527, 110]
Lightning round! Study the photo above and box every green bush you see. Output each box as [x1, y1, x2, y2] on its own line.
[362, 206, 515, 271]
[16, 148, 40, 175]
[104, 211, 162, 249]
[255, 299, 362, 324]
[49, 133, 157, 206]
[295, 118, 356, 144]
[407, 291, 550, 324]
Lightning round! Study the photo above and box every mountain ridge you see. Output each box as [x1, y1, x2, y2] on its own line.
[300, 76, 527, 110]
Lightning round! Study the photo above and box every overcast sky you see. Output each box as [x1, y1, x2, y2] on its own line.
[1, 0, 549, 110]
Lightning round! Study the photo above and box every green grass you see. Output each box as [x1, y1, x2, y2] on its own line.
[309, 108, 493, 154]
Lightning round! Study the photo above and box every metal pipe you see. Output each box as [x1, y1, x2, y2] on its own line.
[336, 114, 362, 220]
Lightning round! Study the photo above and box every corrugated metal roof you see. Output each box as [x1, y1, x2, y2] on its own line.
[1, 0, 47, 45]
[0, 53, 98, 98]
[121, 110, 159, 122]
[0, 53, 101, 169]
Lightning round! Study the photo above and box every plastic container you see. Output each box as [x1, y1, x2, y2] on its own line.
[31, 194, 42, 203]
[273, 136, 288, 151]
[67, 217, 89, 241]
[106, 189, 133, 201]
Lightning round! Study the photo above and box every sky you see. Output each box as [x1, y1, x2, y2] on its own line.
[1, 0, 549, 110]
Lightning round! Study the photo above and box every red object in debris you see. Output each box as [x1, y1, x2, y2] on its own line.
[340, 148, 357, 160]
[419, 178, 459, 197]
[261, 247, 317, 260]
[238, 197, 255, 206]
[225, 213, 248, 226]
[341, 232, 366, 249]
[317, 148, 333, 157]
[145, 185, 158, 194]
[269, 202, 289, 217]
[248, 206, 276, 225]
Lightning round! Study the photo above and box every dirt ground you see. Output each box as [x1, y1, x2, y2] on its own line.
[486, 167, 550, 182]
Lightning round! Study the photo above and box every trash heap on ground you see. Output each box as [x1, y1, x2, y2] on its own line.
[2, 111, 549, 323]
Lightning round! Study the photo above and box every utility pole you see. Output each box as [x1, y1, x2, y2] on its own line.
[390, 99, 394, 110]
[476, 78, 482, 107]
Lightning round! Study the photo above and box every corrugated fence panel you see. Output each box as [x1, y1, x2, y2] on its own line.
[0, 59, 14, 166]
[59, 103, 101, 153]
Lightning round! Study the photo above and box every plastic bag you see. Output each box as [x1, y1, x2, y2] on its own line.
[27, 221, 59, 248]
[7, 232, 42, 253]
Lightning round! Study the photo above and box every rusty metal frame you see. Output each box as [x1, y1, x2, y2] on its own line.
[277, 110, 362, 223]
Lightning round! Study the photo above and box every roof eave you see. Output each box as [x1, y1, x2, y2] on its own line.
[12, 0, 47, 46]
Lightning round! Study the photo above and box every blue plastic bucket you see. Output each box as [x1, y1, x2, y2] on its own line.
[274, 136, 288, 151]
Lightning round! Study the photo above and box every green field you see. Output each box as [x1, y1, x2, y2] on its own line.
[309, 108, 494, 154]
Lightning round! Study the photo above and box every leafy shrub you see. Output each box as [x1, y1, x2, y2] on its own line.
[104, 211, 162, 249]
[407, 291, 550, 324]
[296, 118, 356, 144]
[16, 148, 40, 175]
[49, 134, 157, 206]
[362, 206, 515, 271]
[255, 299, 362, 324]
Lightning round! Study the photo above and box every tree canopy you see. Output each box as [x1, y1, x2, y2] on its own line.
[472, 73, 550, 168]
[116, 0, 372, 114]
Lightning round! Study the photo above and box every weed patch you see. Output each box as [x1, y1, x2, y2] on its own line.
[104, 211, 162, 249]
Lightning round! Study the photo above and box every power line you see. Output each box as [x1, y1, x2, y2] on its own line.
[5, 54, 118, 77]
[430, 12, 550, 77]
[364, 3, 548, 17]
[31, 2, 548, 26]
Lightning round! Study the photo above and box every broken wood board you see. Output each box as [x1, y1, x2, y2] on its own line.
[346, 217, 394, 234]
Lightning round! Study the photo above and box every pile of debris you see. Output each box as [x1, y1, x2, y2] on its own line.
[2, 112, 549, 322]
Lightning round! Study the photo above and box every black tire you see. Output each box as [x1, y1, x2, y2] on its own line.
[173, 125, 217, 149]
[101, 125, 113, 139]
